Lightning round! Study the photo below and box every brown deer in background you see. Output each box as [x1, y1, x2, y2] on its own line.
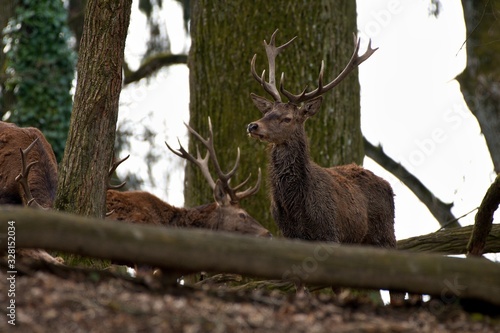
[106, 119, 271, 237]
[0, 121, 57, 209]
[1, 120, 270, 238]
[247, 31, 396, 257]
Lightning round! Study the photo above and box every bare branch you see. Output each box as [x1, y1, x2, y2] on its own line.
[363, 137, 460, 229]
[123, 53, 188, 85]
[467, 174, 500, 256]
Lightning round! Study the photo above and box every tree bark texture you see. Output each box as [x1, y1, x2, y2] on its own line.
[397, 223, 500, 255]
[467, 174, 500, 256]
[188, 1, 363, 234]
[458, 0, 500, 173]
[1, 206, 500, 306]
[54, 0, 132, 218]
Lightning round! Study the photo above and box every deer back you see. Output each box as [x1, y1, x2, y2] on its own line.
[106, 188, 272, 238]
[0, 121, 57, 208]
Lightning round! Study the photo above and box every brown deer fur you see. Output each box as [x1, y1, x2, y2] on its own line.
[0, 121, 57, 208]
[106, 186, 271, 237]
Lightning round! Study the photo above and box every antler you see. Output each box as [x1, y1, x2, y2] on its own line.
[15, 138, 45, 209]
[280, 34, 378, 103]
[251, 29, 296, 102]
[166, 117, 261, 203]
[252, 31, 378, 104]
[108, 154, 130, 189]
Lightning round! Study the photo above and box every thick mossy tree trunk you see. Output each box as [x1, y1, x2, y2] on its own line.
[188, 1, 362, 235]
[458, 0, 500, 173]
[54, 0, 132, 218]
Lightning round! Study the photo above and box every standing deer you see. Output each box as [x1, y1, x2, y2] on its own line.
[247, 30, 396, 262]
[106, 119, 271, 237]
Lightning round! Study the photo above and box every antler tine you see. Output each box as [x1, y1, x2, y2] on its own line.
[251, 29, 297, 102]
[280, 72, 309, 102]
[108, 154, 130, 189]
[165, 137, 216, 190]
[15, 138, 45, 209]
[234, 168, 262, 201]
[251, 55, 282, 102]
[220, 147, 241, 183]
[280, 35, 378, 104]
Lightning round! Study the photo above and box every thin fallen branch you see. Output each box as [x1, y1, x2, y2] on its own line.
[364, 138, 460, 228]
[1, 207, 500, 305]
[467, 174, 500, 256]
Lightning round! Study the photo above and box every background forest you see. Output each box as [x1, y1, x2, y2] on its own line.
[0, 0, 498, 240]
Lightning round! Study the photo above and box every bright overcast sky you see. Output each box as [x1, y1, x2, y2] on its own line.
[120, 0, 497, 240]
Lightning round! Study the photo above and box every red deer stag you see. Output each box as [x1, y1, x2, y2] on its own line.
[247, 31, 396, 259]
[0, 121, 57, 209]
[106, 119, 271, 238]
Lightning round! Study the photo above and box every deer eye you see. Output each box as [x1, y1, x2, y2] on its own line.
[238, 213, 247, 219]
[281, 117, 292, 123]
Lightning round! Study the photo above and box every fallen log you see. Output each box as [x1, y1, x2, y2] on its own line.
[1, 206, 500, 306]
[397, 224, 500, 254]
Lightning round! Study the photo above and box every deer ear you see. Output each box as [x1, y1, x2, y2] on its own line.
[300, 96, 323, 118]
[214, 179, 230, 206]
[251, 93, 274, 114]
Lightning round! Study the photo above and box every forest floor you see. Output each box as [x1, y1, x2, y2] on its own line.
[0, 258, 499, 333]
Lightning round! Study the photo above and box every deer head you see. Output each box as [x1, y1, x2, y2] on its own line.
[247, 29, 377, 144]
[166, 118, 269, 237]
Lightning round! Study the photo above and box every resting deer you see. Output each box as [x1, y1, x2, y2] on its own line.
[0, 121, 60, 263]
[1, 120, 270, 238]
[106, 119, 271, 238]
[247, 30, 397, 299]
[0, 121, 57, 208]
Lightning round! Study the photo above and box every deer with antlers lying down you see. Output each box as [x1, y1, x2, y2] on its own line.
[106, 119, 271, 238]
[1, 120, 270, 238]
[247, 30, 398, 300]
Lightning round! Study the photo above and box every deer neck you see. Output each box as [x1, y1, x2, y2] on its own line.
[181, 203, 219, 229]
[269, 129, 312, 190]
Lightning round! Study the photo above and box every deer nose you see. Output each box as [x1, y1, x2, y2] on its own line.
[247, 123, 258, 133]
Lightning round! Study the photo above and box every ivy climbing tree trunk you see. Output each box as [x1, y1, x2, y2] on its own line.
[188, 1, 362, 235]
[54, 0, 132, 218]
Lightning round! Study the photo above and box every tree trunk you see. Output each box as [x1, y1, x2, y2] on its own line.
[467, 174, 500, 256]
[458, 0, 500, 173]
[3, 206, 500, 306]
[54, 0, 132, 218]
[188, 1, 362, 234]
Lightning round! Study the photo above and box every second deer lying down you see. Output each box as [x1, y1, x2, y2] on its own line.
[2, 120, 270, 238]
[106, 119, 271, 238]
